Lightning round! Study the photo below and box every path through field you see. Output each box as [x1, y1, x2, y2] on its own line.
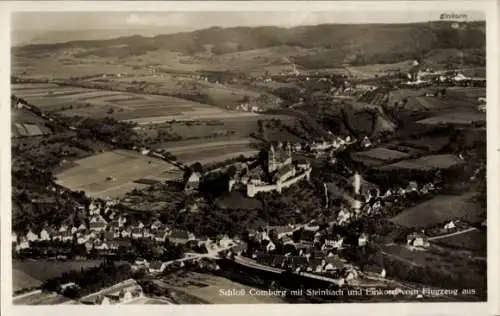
[428, 227, 478, 241]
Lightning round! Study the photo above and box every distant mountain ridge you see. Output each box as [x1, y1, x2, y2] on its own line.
[14, 21, 486, 68]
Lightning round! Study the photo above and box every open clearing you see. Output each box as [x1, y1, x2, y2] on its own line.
[380, 154, 465, 171]
[433, 229, 486, 252]
[54, 150, 178, 199]
[13, 259, 106, 293]
[417, 112, 486, 126]
[163, 272, 287, 304]
[390, 192, 485, 228]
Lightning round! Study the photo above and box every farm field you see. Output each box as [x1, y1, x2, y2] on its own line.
[379, 154, 465, 171]
[390, 192, 485, 228]
[433, 229, 486, 252]
[353, 147, 411, 161]
[381, 244, 485, 289]
[387, 87, 485, 112]
[54, 150, 178, 199]
[12, 83, 257, 123]
[13, 290, 76, 305]
[13, 259, 106, 293]
[162, 272, 287, 304]
[396, 136, 451, 152]
[11, 107, 52, 137]
[13, 269, 43, 292]
[416, 112, 486, 126]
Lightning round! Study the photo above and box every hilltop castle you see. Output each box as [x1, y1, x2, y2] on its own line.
[229, 142, 312, 197]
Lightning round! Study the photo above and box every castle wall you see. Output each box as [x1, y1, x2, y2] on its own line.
[246, 168, 312, 197]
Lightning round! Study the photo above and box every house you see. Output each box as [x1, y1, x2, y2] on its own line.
[281, 235, 295, 245]
[108, 241, 120, 251]
[266, 240, 276, 252]
[407, 233, 430, 248]
[94, 240, 109, 251]
[322, 235, 344, 250]
[149, 261, 167, 273]
[169, 230, 194, 245]
[12, 232, 18, 244]
[323, 256, 345, 273]
[154, 229, 169, 243]
[101, 231, 114, 242]
[137, 222, 145, 229]
[218, 236, 234, 248]
[344, 267, 359, 281]
[358, 233, 368, 247]
[134, 258, 149, 267]
[151, 219, 163, 231]
[78, 223, 87, 231]
[40, 229, 51, 241]
[444, 221, 456, 230]
[89, 221, 108, 232]
[118, 216, 127, 227]
[131, 227, 143, 239]
[16, 237, 30, 251]
[77, 235, 90, 245]
[70, 226, 78, 234]
[26, 230, 39, 242]
[59, 225, 68, 233]
[80, 279, 143, 305]
[184, 171, 201, 191]
[58, 282, 79, 293]
[407, 181, 418, 192]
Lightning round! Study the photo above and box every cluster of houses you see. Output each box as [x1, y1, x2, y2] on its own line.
[334, 180, 437, 226]
[242, 223, 382, 283]
[12, 199, 196, 256]
[80, 279, 144, 305]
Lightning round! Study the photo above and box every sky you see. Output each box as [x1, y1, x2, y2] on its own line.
[13, 11, 485, 32]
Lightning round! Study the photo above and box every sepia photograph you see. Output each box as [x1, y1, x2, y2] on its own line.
[4, 2, 495, 311]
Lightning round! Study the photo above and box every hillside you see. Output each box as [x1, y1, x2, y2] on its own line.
[13, 21, 486, 72]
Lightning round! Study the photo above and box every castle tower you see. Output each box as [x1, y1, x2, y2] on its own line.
[352, 172, 362, 213]
[268, 144, 276, 173]
[286, 141, 292, 158]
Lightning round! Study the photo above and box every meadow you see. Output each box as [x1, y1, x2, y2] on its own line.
[379, 154, 465, 171]
[54, 150, 178, 199]
[13, 259, 106, 294]
[390, 192, 485, 228]
[433, 229, 486, 253]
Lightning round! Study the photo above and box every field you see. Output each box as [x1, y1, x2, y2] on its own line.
[54, 150, 179, 199]
[13, 259, 105, 292]
[379, 154, 465, 171]
[13, 290, 76, 305]
[433, 229, 486, 252]
[416, 112, 486, 126]
[161, 272, 287, 304]
[396, 136, 451, 152]
[388, 87, 485, 112]
[11, 107, 52, 137]
[390, 192, 485, 228]
[11, 83, 259, 123]
[381, 244, 485, 290]
[353, 147, 411, 161]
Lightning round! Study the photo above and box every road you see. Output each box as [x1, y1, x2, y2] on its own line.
[163, 244, 235, 267]
[428, 227, 478, 241]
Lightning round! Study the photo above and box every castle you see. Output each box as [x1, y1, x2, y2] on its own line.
[229, 142, 312, 197]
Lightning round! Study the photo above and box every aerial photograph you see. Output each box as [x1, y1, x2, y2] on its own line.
[10, 10, 486, 305]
